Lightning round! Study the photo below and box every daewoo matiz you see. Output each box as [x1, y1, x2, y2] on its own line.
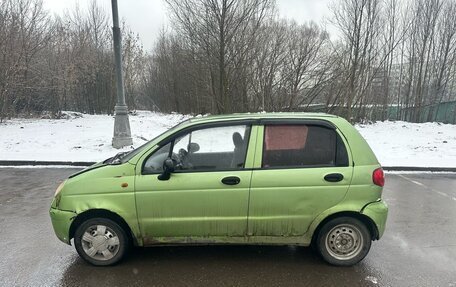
[50, 113, 388, 266]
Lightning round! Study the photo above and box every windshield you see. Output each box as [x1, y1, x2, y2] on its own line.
[117, 119, 190, 164]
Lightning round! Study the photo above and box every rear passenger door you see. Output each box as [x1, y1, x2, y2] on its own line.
[248, 121, 353, 237]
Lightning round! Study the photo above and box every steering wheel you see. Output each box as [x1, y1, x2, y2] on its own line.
[171, 148, 193, 170]
[180, 148, 194, 169]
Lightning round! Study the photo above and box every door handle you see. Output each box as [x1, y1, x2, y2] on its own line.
[221, 176, 241, 185]
[324, 173, 344, 182]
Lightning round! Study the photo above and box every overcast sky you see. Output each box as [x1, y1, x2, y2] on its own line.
[43, 0, 334, 51]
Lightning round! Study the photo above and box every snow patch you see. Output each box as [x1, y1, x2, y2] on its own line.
[365, 276, 378, 284]
[0, 111, 189, 162]
[356, 121, 456, 168]
[0, 113, 455, 167]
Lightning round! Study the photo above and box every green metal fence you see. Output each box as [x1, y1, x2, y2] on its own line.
[388, 101, 456, 124]
[301, 101, 456, 124]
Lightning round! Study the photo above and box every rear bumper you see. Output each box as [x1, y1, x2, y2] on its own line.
[49, 207, 77, 245]
[362, 200, 388, 239]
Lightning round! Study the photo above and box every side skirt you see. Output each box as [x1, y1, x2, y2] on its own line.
[142, 236, 311, 247]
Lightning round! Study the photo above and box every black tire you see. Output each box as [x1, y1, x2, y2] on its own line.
[316, 217, 371, 266]
[74, 218, 129, 266]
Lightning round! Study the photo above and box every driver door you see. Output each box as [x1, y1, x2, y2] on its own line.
[135, 123, 256, 244]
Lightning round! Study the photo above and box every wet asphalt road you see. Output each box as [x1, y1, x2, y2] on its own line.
[0, 168, 455, 287]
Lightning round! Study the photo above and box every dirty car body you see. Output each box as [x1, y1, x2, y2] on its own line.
[50, 113, 388, 266]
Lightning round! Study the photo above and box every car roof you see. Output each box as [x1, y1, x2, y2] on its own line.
[188, 112, 338, 124]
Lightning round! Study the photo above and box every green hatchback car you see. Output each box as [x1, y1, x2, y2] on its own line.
[50, 113, 388, 266]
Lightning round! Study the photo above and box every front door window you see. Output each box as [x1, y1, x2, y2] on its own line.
[172, 125, 251, 171]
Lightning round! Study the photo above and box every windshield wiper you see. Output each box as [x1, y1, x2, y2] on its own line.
[105, 151, 129, 165]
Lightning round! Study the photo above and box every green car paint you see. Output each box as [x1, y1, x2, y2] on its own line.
[50, 113, 388, 249]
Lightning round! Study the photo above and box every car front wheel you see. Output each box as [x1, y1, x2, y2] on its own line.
[74, 218, 129, 266]
[316, 217, 371, 266]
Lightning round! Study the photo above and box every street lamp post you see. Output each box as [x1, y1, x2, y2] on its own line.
[111, 0, 132, 149]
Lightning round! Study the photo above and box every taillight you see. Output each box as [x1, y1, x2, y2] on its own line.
[373, 168, 385, 187]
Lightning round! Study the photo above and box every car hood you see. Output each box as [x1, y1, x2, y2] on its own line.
[68, 161, 107, 179]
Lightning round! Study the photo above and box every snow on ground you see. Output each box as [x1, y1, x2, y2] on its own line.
[356, 121, 456, 167]
[0, 111, 455, 167]
[0, 111, 189, 162]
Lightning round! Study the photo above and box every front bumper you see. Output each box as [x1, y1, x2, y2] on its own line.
[361, 199, 388, 239]
[49, 207, 77, 245]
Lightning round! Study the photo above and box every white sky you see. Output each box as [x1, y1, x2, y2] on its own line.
[42, 0, 334, 51]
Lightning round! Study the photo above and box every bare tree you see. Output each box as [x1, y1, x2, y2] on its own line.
[2, 0, 456, 124]
[165, 0, 274, 113]
[427, 0, 456, 121]
[330, 0, 383, 121]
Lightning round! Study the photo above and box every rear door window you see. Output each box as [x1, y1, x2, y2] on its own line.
[262, 124, 348, 168]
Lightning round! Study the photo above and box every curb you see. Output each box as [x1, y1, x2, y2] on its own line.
[382, 166, 456, 172]
[0, 160, 96, 167]
[0, 160, 455, 172]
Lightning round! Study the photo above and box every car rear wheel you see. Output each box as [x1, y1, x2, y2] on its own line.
[316, 217, 371, 266]
[74, 218, 129, 266]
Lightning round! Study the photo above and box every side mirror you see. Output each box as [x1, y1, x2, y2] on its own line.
[158, 158, 175, 180]
[164, 158, 175, 172]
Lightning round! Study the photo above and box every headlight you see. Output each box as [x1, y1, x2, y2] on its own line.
[54, 181, 66, 196]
